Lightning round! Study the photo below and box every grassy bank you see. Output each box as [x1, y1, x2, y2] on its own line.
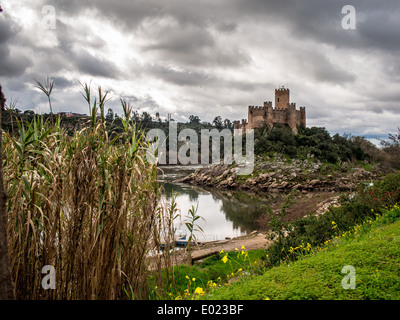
[149, 249, 267, 299]
[204, 205, 400, 300]
[164, 171, 400, 300]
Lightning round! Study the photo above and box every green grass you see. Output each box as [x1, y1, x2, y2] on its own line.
[202, 206, 400, 300]
[149, 249, 266, 299]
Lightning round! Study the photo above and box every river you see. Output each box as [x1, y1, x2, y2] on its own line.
[158, 165, 282, 242]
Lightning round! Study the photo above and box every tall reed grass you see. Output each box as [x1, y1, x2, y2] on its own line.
[2, 84, 177, 299]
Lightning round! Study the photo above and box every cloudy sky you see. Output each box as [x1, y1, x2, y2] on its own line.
[1, 0, 399, 142]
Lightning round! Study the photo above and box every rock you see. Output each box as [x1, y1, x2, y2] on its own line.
[278, 181, 288, 189]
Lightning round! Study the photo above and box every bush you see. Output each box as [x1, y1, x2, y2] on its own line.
[263, 171, 400, 268]
[254, 125, 378, 164]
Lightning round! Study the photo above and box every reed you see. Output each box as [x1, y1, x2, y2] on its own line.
[3, 83, 174, 299]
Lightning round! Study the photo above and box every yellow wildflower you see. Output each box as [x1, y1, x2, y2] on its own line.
[194, 287, 205, 295]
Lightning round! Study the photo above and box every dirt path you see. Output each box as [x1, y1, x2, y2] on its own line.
[195, 232, 270, 256]
[172, 232, 270, 265]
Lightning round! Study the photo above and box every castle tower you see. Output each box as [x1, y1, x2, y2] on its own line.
[287, 103, 298, 134]
[275, 87, 290, 109]
[235, 88, 306, 135]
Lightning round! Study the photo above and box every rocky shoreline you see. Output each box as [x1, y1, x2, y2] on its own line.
[176, 155, 381, 193]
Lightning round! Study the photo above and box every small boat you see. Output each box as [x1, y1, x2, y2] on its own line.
[159, 230, 201, 249]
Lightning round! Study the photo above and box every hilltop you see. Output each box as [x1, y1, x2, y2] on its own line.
[178, 125, 396, 192]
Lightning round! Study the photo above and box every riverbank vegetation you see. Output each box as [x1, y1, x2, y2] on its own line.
[206, 204, 400, 300]
[1, 83, 187, 300]
[254, 125, 389, 166]
[180, 124, 400, 192]
[166, 171, 400, 300]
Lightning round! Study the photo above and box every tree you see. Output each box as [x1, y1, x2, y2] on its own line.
[380, 127, 400, 169]
[155, 112, 161, 124]
[223, 118, 232, 129]
[140, 111, 152, 125]
[189, 115, 200, 124]
[212, 116, 223, 129]
[0, 85, 15, 299]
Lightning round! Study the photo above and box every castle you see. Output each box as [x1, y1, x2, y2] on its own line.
[233, 88, 306, 134]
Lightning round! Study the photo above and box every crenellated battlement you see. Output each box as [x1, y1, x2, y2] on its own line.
[275, 88, 290, 92]
[249, 105, 264, 111]
[264, 101, 273, 108]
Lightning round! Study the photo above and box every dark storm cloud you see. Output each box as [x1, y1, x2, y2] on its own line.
[146, 64, 210, 87]
[53, 18, 120, 78]
[53, 76, 75, 89]
[5, 79, 29, 92]
[51, 0, 400, 53]
[228, 0, 400, 54]
[358, 12, 400, 52]
[0, 15, 32, 77]
[0, 15, 14, 42]
[0, 45, 32, 77]
[144, 25, 215, 55]
[49, 0, 400, 75]
[73, 48, 120, 78]
[145, 63, 265, 92]
[300, 51, 356, 84]
[56, 18, 107, 52]
[46, 0, 398, 80]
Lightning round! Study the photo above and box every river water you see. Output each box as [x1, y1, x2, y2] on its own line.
[158, 165, 279, 242]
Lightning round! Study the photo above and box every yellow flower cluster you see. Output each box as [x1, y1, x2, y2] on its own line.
[194, 287, 205, 296]
[207, 280, 218, 288]
[288, 242, 312, 254]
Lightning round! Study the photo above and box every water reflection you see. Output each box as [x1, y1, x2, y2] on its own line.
[158, 166, 277, 241]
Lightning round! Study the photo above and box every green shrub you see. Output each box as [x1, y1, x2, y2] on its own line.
[254, 125, 376, 164]
[263, 170, 400, 268]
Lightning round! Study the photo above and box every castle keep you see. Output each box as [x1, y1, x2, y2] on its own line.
[233, 88, 306, 134]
